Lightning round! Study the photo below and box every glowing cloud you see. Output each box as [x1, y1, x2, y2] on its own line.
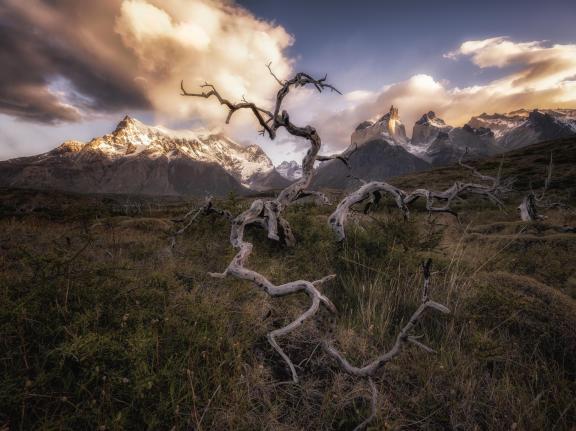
[315, 37, 576, 152]
[0, 0, 294, 128]
[115, 0, 294, 126]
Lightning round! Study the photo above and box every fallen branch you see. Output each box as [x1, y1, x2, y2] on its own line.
[322, 259, 449, 429]
[170, 196, 232, 248]
[207, 200, 336, 383]
[330, 153, 512, 242]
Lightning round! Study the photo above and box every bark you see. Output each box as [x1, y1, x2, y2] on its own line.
[518, 193, 540, 222]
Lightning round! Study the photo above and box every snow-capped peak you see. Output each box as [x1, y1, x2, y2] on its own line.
[276, 160, 302, 180]
[66, 115, 275, 187]
[352, 105, 409, 147]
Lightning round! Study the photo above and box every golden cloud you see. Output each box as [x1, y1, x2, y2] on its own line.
[1, 0, 294, 127]
[314, 37, 576, 152]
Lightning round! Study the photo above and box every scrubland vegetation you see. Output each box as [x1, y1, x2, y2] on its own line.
[1, 138, 575, 430]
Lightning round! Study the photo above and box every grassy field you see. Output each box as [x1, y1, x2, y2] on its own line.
[1, 138, 575, 430]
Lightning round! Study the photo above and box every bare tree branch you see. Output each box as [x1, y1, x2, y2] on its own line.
[518, 153, 564, 222]
[330, 154, 513, 241]
[328, 182, 408, 242]
[322, 259, 449, 429]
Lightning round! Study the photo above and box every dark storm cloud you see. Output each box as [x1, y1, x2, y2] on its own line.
[0, 0, 150, 123]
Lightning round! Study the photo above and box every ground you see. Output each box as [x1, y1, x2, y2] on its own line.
[1, 138, 575, 430]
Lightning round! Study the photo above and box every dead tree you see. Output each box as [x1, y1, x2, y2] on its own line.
[182, 67, 450, 428]
[181, 65, 348, 247]
[181, 66, 349, 382]
[322, 259, 449, 430]
[329, 154, 512, 242]
[518, 154, 559, 222]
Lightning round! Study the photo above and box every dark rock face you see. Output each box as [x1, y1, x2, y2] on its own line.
[411, 111, 452, 148]
[0, 153, 247, 196]
[498, 110, 576, 150]
[355, 121, 374, 131]
[424, 132, 459, 167]
[311, 139, 430, 189]
[425, 125, 500, 166]
[247, 169, 292, 191]
[276, 160, 302, 181]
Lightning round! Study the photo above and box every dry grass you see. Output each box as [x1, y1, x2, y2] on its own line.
[1, 139, 576, 430]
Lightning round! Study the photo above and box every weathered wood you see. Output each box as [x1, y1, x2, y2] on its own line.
[322, 259, 449, 429]
[183, 67, 344, 382]
[182, 67, 451, 429]
[328, 182, 408, 242]
[330, 154, 512, 242]
[182, 66, 349, 246]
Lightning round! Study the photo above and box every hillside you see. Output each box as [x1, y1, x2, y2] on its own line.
[0, 116, 289, 196]
[1, 138, 575, 430]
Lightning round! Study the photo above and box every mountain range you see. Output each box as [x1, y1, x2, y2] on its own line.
[0, 116, 289, 196]
[307, 106, 576, 189]
[1, 107, 575, 195]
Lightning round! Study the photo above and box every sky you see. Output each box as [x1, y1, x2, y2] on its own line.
[1, 0, 575, 163]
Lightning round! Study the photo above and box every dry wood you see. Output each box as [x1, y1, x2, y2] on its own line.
[323, 259, 449, 429]
[182, 66, 451, 428]
[182, 66, 346, 382]
[330, 154, 512, 241]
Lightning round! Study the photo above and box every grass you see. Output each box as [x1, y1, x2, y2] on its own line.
[1, 138, 576, 430]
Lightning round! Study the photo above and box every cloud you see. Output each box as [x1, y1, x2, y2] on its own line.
[0, 0, 294, 125]
[315, 37, 576, 153]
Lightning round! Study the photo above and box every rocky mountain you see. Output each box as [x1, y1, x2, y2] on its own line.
[411, 111, 453, 151]
[467, 110, 528, 139]
[0, 116, 288, 196]
[351, 105, 409, 148]
[425, 124, 500, 166]
[311, 138, 429, 190]
[276, 160, 302, 181]
[351, 107, 576, 167]
[491, 109, 576, 150]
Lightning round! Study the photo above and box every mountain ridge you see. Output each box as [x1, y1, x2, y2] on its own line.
[0, 115, 290, 196]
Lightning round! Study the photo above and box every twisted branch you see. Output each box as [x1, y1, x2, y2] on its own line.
[322, 259, 449, 429]
[207, 200, 336, 383]
[182, 65, 347, 245]
[183, 66, 345, 382]
[330, 154, 512, 241]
